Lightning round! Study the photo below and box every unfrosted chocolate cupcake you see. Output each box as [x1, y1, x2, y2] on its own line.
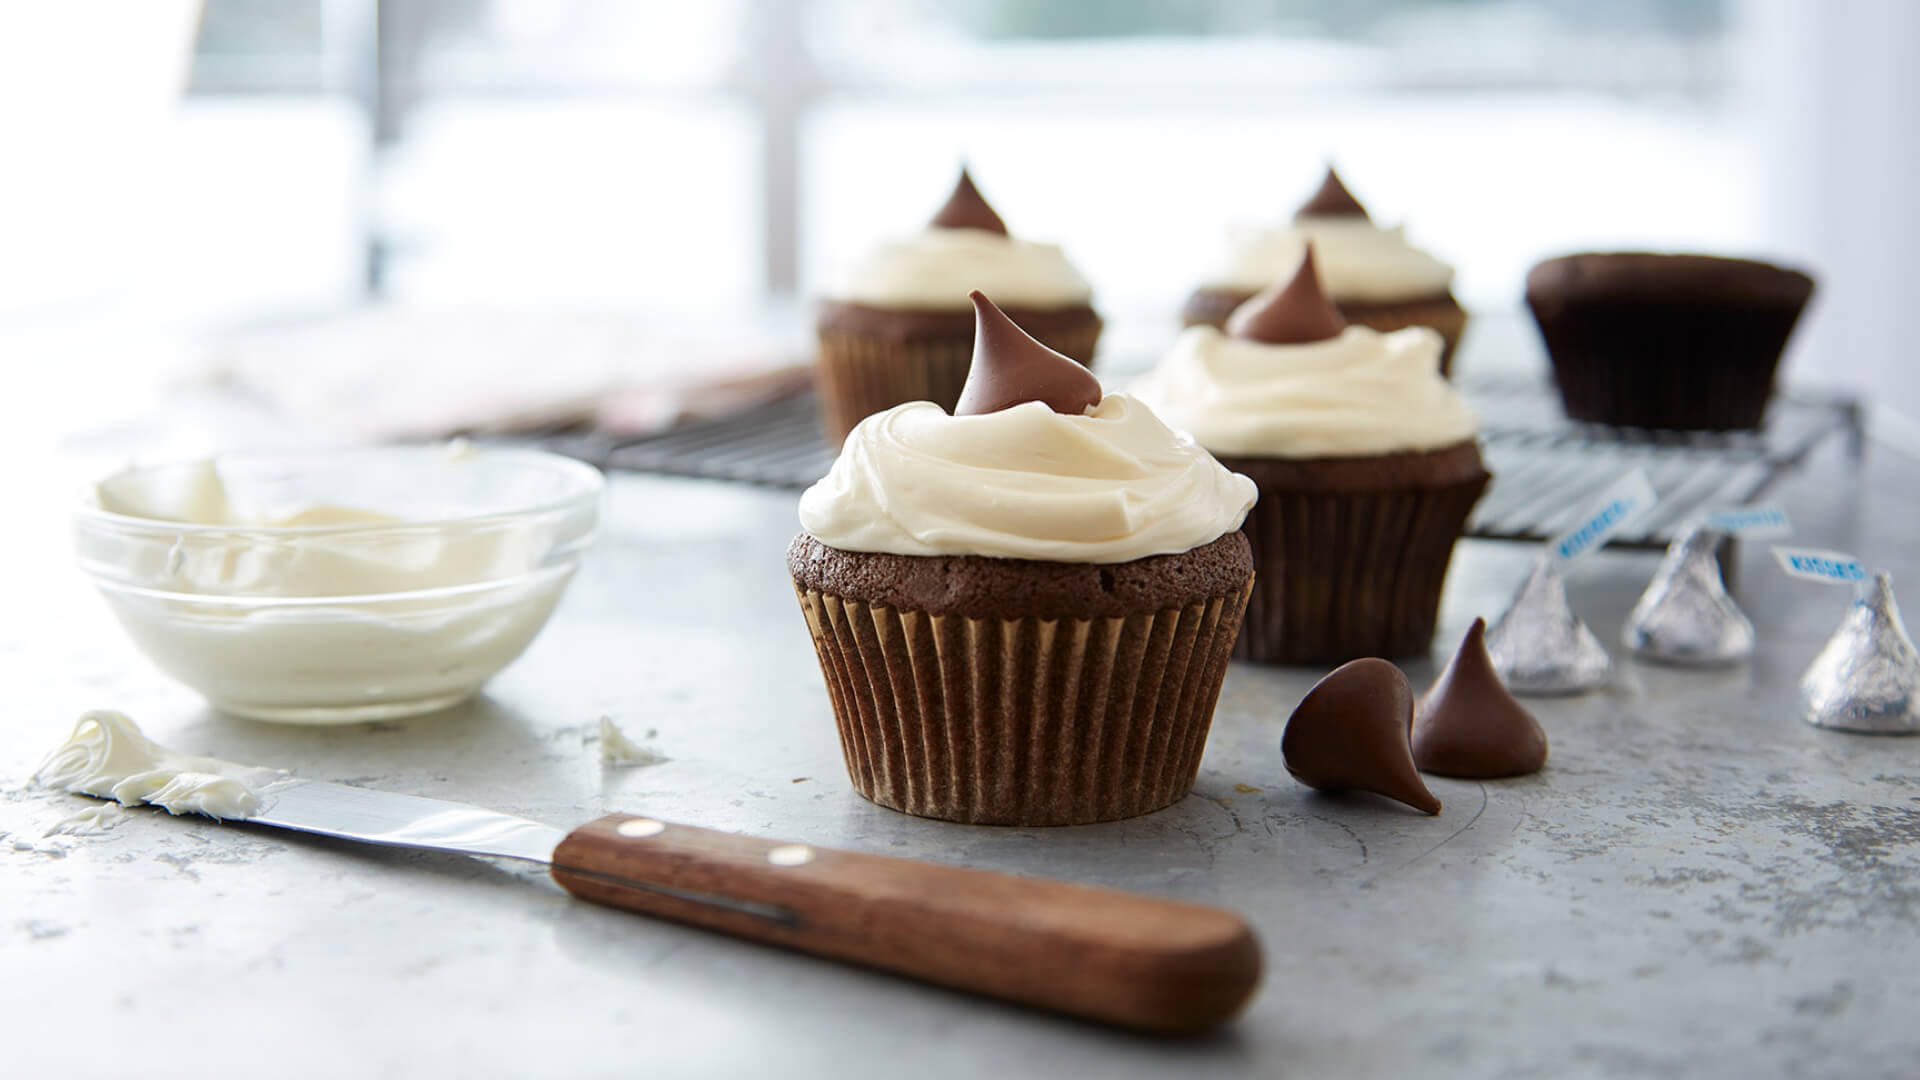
[791, 292, 1254, 826]
[814, 169, 1102, 445]
[1183, 167, 1468, 376]
[1138, 248, 1489, 665]
[1526, 252, 1815, 431]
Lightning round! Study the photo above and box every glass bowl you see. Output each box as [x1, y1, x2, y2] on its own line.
[74, 446, 603, 723]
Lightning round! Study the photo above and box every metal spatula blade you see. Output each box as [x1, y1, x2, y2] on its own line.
[248, 778, 567, 864]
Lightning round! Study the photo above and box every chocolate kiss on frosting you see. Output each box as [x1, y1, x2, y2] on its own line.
[1225, 246, 1348, 345]
[953, 291, 1104, 417]
[1413, 618, 1549, 779]
[1282, 658, 1442, 815]
[1294, 166, 1371, 220]
[929, 167, 1009, 235]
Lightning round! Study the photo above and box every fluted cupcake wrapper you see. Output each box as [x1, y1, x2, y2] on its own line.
[1533, 300, 1805, 431]
[814, 322, 1102, 446]
[1221, 468, 1488, 666]
[793, 580, 1252, 826]
[1180, 288, 1465, 377]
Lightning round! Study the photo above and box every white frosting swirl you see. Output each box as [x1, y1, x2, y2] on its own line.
[1206, 218, 1454, 302]
[34, 711, 285, 819]
[834, 228, 1094, 311]
[798, 395, 1254, 563]
[1131, 325, 1478, 459]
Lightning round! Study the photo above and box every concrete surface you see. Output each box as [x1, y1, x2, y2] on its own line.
[4, 418, 1919, 1078]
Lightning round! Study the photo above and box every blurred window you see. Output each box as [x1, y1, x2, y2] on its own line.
[159, 0, 1736, 323]
[802, 0, 1739, 313]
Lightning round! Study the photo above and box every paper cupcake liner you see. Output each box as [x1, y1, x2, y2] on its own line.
[1220, 461, 1488, 666]
[814, 320, 1102, 446]
[1180, 288, 1465, 377]
[1533, 301, 1804, 431]
[792, 579, 1252, 826]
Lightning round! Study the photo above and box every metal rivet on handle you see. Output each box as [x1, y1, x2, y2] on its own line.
[616, 818, 666, 838]
[767, 844, 814, 867]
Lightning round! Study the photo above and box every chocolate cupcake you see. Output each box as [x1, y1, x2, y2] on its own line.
[1183, 167, 1467, 376]
[814, 168, 1102, 445]
[790, 292, 1255, 826]
[1138, 248, 1489, 665]
[1526, 252, 1815, 431]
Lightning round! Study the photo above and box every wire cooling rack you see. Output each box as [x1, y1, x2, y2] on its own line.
[534, 375, 1862, 551]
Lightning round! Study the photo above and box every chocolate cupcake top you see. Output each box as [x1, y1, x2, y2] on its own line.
[1135, 251, 1477, 458]
[830, 168, 1094, 312]
[1203, 167, 1454, 303]
[800, 293, 1254, 563]
[1525, 253, 1816, 310]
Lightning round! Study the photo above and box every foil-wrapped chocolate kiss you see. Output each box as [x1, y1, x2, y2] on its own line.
[1623, 526, 1756, 666]
[1485, 559, 1612, 696]
[1800, 571, 1920, 735]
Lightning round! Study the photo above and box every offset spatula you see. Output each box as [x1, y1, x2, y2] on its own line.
[135, 778, 1262, 1033]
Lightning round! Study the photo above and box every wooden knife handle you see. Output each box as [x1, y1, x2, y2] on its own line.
[549, 813, 1261, 1033]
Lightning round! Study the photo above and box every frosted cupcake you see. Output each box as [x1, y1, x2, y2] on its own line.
[790, 291, 1254, 826]
[1138, 249, 1488, 665]
[814, 168, 1102, 445]
[1182, 167, 1467, 376]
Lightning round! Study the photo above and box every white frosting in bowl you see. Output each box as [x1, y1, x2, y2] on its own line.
[1131, 325, 1478, 459]
[75, 448, 601, 722]
[1207, 218, 1455, 302]
[798, 395, 1254, 564]
[93, 463, 536, 600]
[833, 228, 1094, 311]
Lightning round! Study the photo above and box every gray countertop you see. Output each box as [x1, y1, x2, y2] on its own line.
[5, 398, 1920, 1078]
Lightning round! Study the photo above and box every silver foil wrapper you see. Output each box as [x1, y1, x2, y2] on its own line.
[1623, 527, 1756, 666]
[1800, 571, 1920, 735]
[1485, 559, 1612, 696]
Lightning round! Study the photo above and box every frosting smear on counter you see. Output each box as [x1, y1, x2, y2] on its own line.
[45, 801, 127, 837]
[33, 711, 285, 820]
[599, 717, 668, 768]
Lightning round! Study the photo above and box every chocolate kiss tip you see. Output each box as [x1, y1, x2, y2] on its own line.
[1413, 618, 1550, 779]
[1295, 165, 1371, 220]
[929, 167, 1008, 235]
[953, 291, 1103, 417]
[1225, 246, 1347, 345]
[1282, 657, 1442, 815]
